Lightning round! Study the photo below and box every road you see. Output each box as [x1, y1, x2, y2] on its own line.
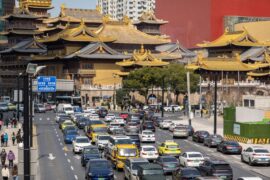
[34, 111, 269, 180]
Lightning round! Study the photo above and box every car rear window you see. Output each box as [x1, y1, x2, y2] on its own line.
[189, 154, 203, 158]
[182, 169, 200, 176]
[163, 157, 178, 162]
[254, 149, 269, 153]
[227, 141, 239, 146]
[143, 147, 156, 151]
[213, 164, 231, 170]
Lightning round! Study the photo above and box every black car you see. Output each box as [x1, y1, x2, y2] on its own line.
[172, 167, 201, 180]
[156, 156, 180, 174]
[141, 121, 155, 132]
[204, 134, 223, 147]
[85, 159, 114, 180]
[187, 125, 194, 136]
[81, 146, 101, 167]
[152, 116, 163, 127]
[137, 164, 166, 180]
[127, 134, 140, 148]
[76, 117, 88, 129]
[98, 108, 108, 118]
[192, 131, 210, 143]
[138, 110, 145, 119]
[217, 141, 242, 154]
[198, 159, 233, 180]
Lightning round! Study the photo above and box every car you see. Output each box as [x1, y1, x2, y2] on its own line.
[169, 122, 184, 132]
[159, 120, 172, 129]
[127, 134, 140, 148]
[241, 146, 270, 166]
[124, 122, 139, 135]
[151, 116, 163, 127]
[73, 106, 83, 113]
[63, 125, 77, 133]
[192, 131, 210, 143]
[237, 177, 263, 180]
[34, 104, 46, 113]
[217, 141, 242, 154]
[85, 159, 114, 180]
[179, 151, 205, 167]
[113, 117, 125, 125]
[195, 177, 220, 180]
[81, 146, 101, 167]
[172, 167, 201, 180]
[0, 102, 8, 112]
[105, 114, 116, 122]
[76, 117, 88, 129]
[120, 112, 129, 120]
[141, 121, 155, 132]
[55, 114, 70, 123]
[60, 120, 75, 130]
[84, 120, 104, 133]
[72, 136, 91, 153]
[128, 115, 140, 125]
[203, 134, 223, 147]
[7, 103, 16, 111]
[108, 122, 122, 134]
[123, 158, 149, 180]
[158, 140, 181, 157]
[89, 124, 108, 143]
[137, 164, 166, 180]
[198, 159, 233, 180]
[96, 134, 110, 150]
[140, 145, 158, 161]
[156, 156, 180, 174]
[139, 130, 155, 143]
[71, 113, 83, 123]
[163, 105, 182, 112]
[187, 125, 195, 136]
[63, 129, 78, 144]
[173, 126, 189, 138]
[84, 108, 96, 114]
[98, 108, 108, 118]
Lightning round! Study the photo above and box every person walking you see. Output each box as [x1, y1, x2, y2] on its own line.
[2, 165, 9, 180]
[4, 118, 9, 128]
[12, 165, 18, 180]
[0, 149, 7, 166]
[4, 132, 8, 147]
[7, 150, 15, 168]
[1, 133, 4, 146]
[12, 132, 16, 146]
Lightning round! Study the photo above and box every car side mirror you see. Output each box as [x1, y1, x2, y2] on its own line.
[243, 149, 246, 152]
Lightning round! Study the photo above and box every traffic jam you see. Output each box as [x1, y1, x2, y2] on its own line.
[54, 104, 269, 180]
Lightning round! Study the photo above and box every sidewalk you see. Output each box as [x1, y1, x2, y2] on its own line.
[0, 122, 22, 178]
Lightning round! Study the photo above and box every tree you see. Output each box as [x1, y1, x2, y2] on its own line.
[116, 88, 129, 110]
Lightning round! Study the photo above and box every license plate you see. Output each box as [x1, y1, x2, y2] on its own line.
[220, 176, 227, 179]
[98, 178, 105, 180]
[147, 139, 151, 141]
[260, 158, 267, 161]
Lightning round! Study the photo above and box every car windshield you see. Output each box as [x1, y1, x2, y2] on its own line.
[110, 124, 120, 127]
[90, 121, 103, 125]
[85, 148, 99, 154]
[76, 138, 89, 143]
[65, 107, 73, 111]
[64, 122, 73, 126]
[189, 154, 203, 158]
[93, 127, 107, 132]
[214, 164, 230, 170]
[143, 170, 163, 175]
[115, 139, 132, 144]
[143, 132, 153, 135]
[91, 161, 110, 169]
[132, 162, 149, 170]
[227, 142, 239, 146]
[128, 123, 137, 126]
[182, 169, 200, 176]
[167, 145, 178, 149]
[128, 136, 139, 140]
[98, 136, 110, 140]
[118, 148, 137, 157]
[145, 122, 153, 125]
[66, 131, 77, 135]
[254, 149, 269, 153]
[143, 147, 156, 151]
[163, 157, 178, 162]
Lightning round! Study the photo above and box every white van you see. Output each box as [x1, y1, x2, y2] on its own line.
[57, 104, 74, 115]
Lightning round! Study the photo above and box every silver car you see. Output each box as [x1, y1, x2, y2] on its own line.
[173, 126, 189, 138]
[124, 158, 149, 180]
[0, 102, 8, 112]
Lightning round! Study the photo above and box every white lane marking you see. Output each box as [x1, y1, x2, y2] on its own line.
[74, 175, 78, 180]
[194, 144, 200, 147]
[60, 142, 63, 146]
[70, 166, 74, 171]
[74, 155, 80, 160]
[56, 134, 59, 138]
[39, 118, 42, 121]
[48, 153, 56, 160]
[47, 118, 50, 121]
[232, 155, 241, 160]
[58, 138, 60, 141]
[67, 159, 71, 163]
[64, 153, 67, 156]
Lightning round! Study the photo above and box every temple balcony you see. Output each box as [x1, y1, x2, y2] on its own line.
[78, 69, 96, 75]
[201, 80, 262, 88]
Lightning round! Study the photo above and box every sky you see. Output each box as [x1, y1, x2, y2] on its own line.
[50, 0, 98, 17]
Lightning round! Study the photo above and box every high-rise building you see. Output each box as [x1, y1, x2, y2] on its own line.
[98, 0, 155, 20]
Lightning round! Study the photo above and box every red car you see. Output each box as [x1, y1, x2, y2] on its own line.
[120, 113, 129, 120]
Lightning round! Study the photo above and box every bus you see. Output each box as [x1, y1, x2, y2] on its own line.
[55, 96, 81, 106]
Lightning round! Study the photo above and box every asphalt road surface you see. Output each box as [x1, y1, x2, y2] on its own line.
[34, 111, 269, 180]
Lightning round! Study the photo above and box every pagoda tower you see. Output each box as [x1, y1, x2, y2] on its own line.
[18, 0, 52, 16]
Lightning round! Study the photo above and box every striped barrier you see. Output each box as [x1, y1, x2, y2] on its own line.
[224, 135, 270, 144]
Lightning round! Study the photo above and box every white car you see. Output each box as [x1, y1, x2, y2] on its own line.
[163, 105, 182, 112]
[113, 117, 125, 125]
[237, 178, 263, 180]
[96, 134, 110, 150]
[139, 130, 155, 143]
[173, 126, 189, 138]
[241, 146, 270, 166]
[179, 151, 205, 167]
[89, 113, 99, 120]
[72, 136, 91, 153]
[140, 145, 159, 160]
[105, 114, 115, 122]
[159, 120, 172, 129]
[108, 122, 122, 133]
[169, 122, 183, 132]
[84, 108, 96, 114]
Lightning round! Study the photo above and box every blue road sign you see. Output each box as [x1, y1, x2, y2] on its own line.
[37, 76, 56, 92]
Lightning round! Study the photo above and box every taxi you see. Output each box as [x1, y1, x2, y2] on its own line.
[158, 140, 181, 157]
[89, 124, 108, 144]
[60, 120, 75, 130]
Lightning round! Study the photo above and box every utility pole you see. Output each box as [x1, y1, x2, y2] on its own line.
[199, 76, 202, 110]
[161, 76, 165, 117]
[29, 76, 33, 147]
[23, 74, 30, 180]
[113, 83, 116, 110]
[187, 71, 192, 126]
[214, 75, 218, 135]
[17, 75, 20, 121]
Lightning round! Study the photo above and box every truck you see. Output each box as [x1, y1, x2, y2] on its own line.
[105, 144, 139, 170]
[57, 104, 74, 115]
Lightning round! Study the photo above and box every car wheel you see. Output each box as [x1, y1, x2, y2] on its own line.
[249, 158, 253, 166]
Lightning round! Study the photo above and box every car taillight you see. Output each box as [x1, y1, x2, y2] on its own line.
[226, 146, 233, 149]
[142, 152, 147, 155]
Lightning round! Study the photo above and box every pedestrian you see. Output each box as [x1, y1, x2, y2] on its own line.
[1, 133, 4, 147]
[4, 132, 8, 147]
[12, 132, 16, 146]
[16, 133, 21, 144]
[4, 118, 9, 128]
[12, 165, 18, 180]
[0, 149, 7, 166]
[2, 165, 9, 180]
[7, 150, 15, 168]
[13, 118, 17, 128]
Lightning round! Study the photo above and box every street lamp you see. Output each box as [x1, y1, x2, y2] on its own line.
[17, 72, 22, 121]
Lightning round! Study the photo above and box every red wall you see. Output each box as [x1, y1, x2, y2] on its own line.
[156, 0, 270, 48]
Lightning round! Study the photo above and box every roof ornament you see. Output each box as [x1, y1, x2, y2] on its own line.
[96, 5, 102, 13]
[140, 44, 145, 54]
[123, 15, 131, 25]
[60, 4, 66, 17]
[235, 53, 241, 62]
[103, 15, 111, 24]
[224, 27, 229, 33]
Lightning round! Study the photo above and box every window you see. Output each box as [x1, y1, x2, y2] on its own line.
[83, 78, 92, 85]
[82, 63, 93, 69]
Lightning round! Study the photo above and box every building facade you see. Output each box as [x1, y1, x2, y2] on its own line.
[155, 0, 270, 48]
[98, 0, 155, 20]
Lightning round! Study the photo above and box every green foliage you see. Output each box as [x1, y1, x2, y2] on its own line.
[116, 88, 129, 107]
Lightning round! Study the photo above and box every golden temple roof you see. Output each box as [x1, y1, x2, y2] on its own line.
[186, 53, 270, 72]
[197, 28, 262, 48]
[19, 0, 52, 8]
[114, 71, 130, 76]
[116, 45, 169, 67]
[36, 19, 115, 43]
[133, 11, 168, 25]
[247, 71, 270, 77]
[96, 21, 170, 45]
